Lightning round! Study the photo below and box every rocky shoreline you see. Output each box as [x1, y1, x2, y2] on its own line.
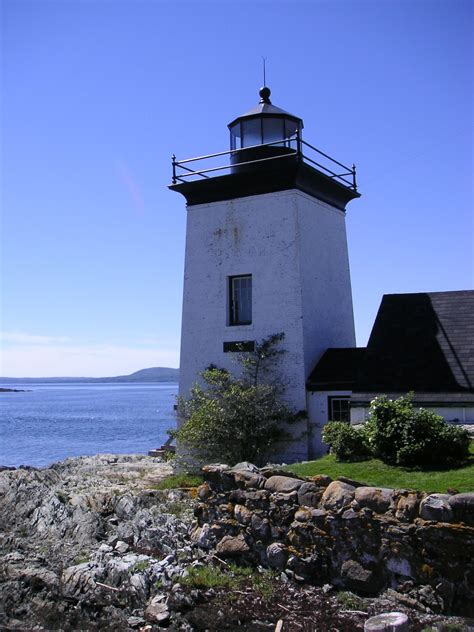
[0, 454, 473, 631]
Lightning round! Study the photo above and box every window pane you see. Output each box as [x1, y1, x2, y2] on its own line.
[284, 118, 299, 139]
[230, 275, 252, 325]
[262, 118, 285, 145]
[329, 398, 350, 422]
[241, 119, 262, 147]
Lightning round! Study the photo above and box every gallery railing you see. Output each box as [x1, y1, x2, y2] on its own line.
[171, 130, 357, 192]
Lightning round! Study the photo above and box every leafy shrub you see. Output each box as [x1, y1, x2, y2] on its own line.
[175, 333, 300, 466]
[364, 395, 470, 468]
[322, 421, 371, 462]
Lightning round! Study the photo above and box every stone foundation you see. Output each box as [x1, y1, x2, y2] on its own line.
[191, 462, 474, 615]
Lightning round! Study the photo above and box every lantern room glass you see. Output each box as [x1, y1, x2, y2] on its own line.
[230, 116, 301, 151]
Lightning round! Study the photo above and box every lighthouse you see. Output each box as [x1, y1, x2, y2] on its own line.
[170, 87, 360, 462]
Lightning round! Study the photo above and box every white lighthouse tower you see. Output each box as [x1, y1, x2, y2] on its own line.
[170, 87, 359, 462]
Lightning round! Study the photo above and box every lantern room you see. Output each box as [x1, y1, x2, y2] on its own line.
[228, 86, 303, 150]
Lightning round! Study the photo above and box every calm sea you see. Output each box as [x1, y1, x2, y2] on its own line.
[0, 383, 178, 468]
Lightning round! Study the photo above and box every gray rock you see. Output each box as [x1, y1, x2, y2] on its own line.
[419, 494, 454, 522]
[264, 476, 304, 493]
[448, 492, 474, 525]
[266, 542, 288, 570]
[115, 540, 129, 554]
[145, 594, 170, 623]
[395, 493, 420, 522]
[233, 470, 266, 490]
[355, 486, 394, 514]
[127, 616, 146, 628]
[250, 513, 271, 540]
[341, 559, 378, 594]
[297, 482, 322, 507]
[294, 508, 312, 522]
[234, 504, 252, 525]
[216, 535, 250, 557]
[321, 481, 355, 511]
[231, 462, 260, 473]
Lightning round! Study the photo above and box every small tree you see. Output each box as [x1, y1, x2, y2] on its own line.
[175, 333, 298, 466]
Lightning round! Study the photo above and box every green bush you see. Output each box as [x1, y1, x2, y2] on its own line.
[175, 333, 300, 466]
[364, 395, 470, 468]
[322, 421, 371, 462]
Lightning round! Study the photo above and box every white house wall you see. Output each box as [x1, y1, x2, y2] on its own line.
[306, 390, 352, 458]
[351, 406, 474, 424]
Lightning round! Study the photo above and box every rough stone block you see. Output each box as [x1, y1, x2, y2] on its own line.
[341, 559, 379, 594]
[321, 481, 355, 511]
[264, 476, 304, 493]
[448, 492, 474, 525]
[419, 494, 454, 522]
[216, 534, 250, 557]
[355, 487, 395, 514]
[297, 482, 322, 508]
[266, 542, 289, 570]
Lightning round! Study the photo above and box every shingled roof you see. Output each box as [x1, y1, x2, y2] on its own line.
[307, 290, 474, 403]
[307, 348, 365, 391]
[353, 290, 474, 395]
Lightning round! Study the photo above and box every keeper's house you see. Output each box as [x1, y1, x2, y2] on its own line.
[307, 290, 474, 433]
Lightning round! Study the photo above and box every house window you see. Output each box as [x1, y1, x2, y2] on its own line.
[328, 397, 351, 422]
[229, 275, 252, 325]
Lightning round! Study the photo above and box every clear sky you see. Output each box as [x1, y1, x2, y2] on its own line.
[1, 0, 472, 377]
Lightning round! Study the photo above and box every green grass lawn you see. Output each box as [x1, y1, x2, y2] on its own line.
[285, 442, 474, 493]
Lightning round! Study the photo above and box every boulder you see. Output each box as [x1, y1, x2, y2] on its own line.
[264, 476, 304, 493]
[310, 474, 332, 487]
[234, 504, 252, 526]
[298, 482, 322, 508]
[250, 513, 271, 540]
[448, 492, 474, 525]
[294, 508, 312, 522]
[419, 494, 454, 522]
[231, 462, 260, 473]
[321, 481, 355, 511]
[197, 483, 211, 501]
[233, 470, 266, 490]
[395, 493, 420, 522]
[216, 535, 250, 557]
[341, 559, 379, 594]
[266, 542, 289, 570]
[145, 594, 170, 624]
[337, 475, 366, 488]
[355, 487, 394, 514]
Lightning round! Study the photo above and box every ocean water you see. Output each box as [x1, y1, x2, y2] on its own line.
[0, 383, 178, 468]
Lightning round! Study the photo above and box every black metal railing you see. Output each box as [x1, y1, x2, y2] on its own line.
[171, 130, 357, 191]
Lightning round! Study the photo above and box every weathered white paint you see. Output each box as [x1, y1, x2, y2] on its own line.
[179, 189, 355, 462]
[306, 390, 352, 458]
[351, 405, 474, 424]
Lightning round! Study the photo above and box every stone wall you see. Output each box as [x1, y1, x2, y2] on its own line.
[191, 462, 474, 615]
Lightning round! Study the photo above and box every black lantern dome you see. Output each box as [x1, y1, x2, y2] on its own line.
[228, 86, 303, 150]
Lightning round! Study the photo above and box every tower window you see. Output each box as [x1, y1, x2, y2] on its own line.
[229, 275, 252, 325]
[328, 397, 351, 422]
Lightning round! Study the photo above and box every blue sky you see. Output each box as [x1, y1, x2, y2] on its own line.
[1, 0, 472, 377]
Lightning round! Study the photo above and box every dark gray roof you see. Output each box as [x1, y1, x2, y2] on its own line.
[351, 392, 474, 406]
[233, 102, 300, 119]
[307, 348, 366, 391]
[353, 290, 474, 395]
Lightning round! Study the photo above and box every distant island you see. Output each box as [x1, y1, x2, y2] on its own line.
[0, 367, 179, 384]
